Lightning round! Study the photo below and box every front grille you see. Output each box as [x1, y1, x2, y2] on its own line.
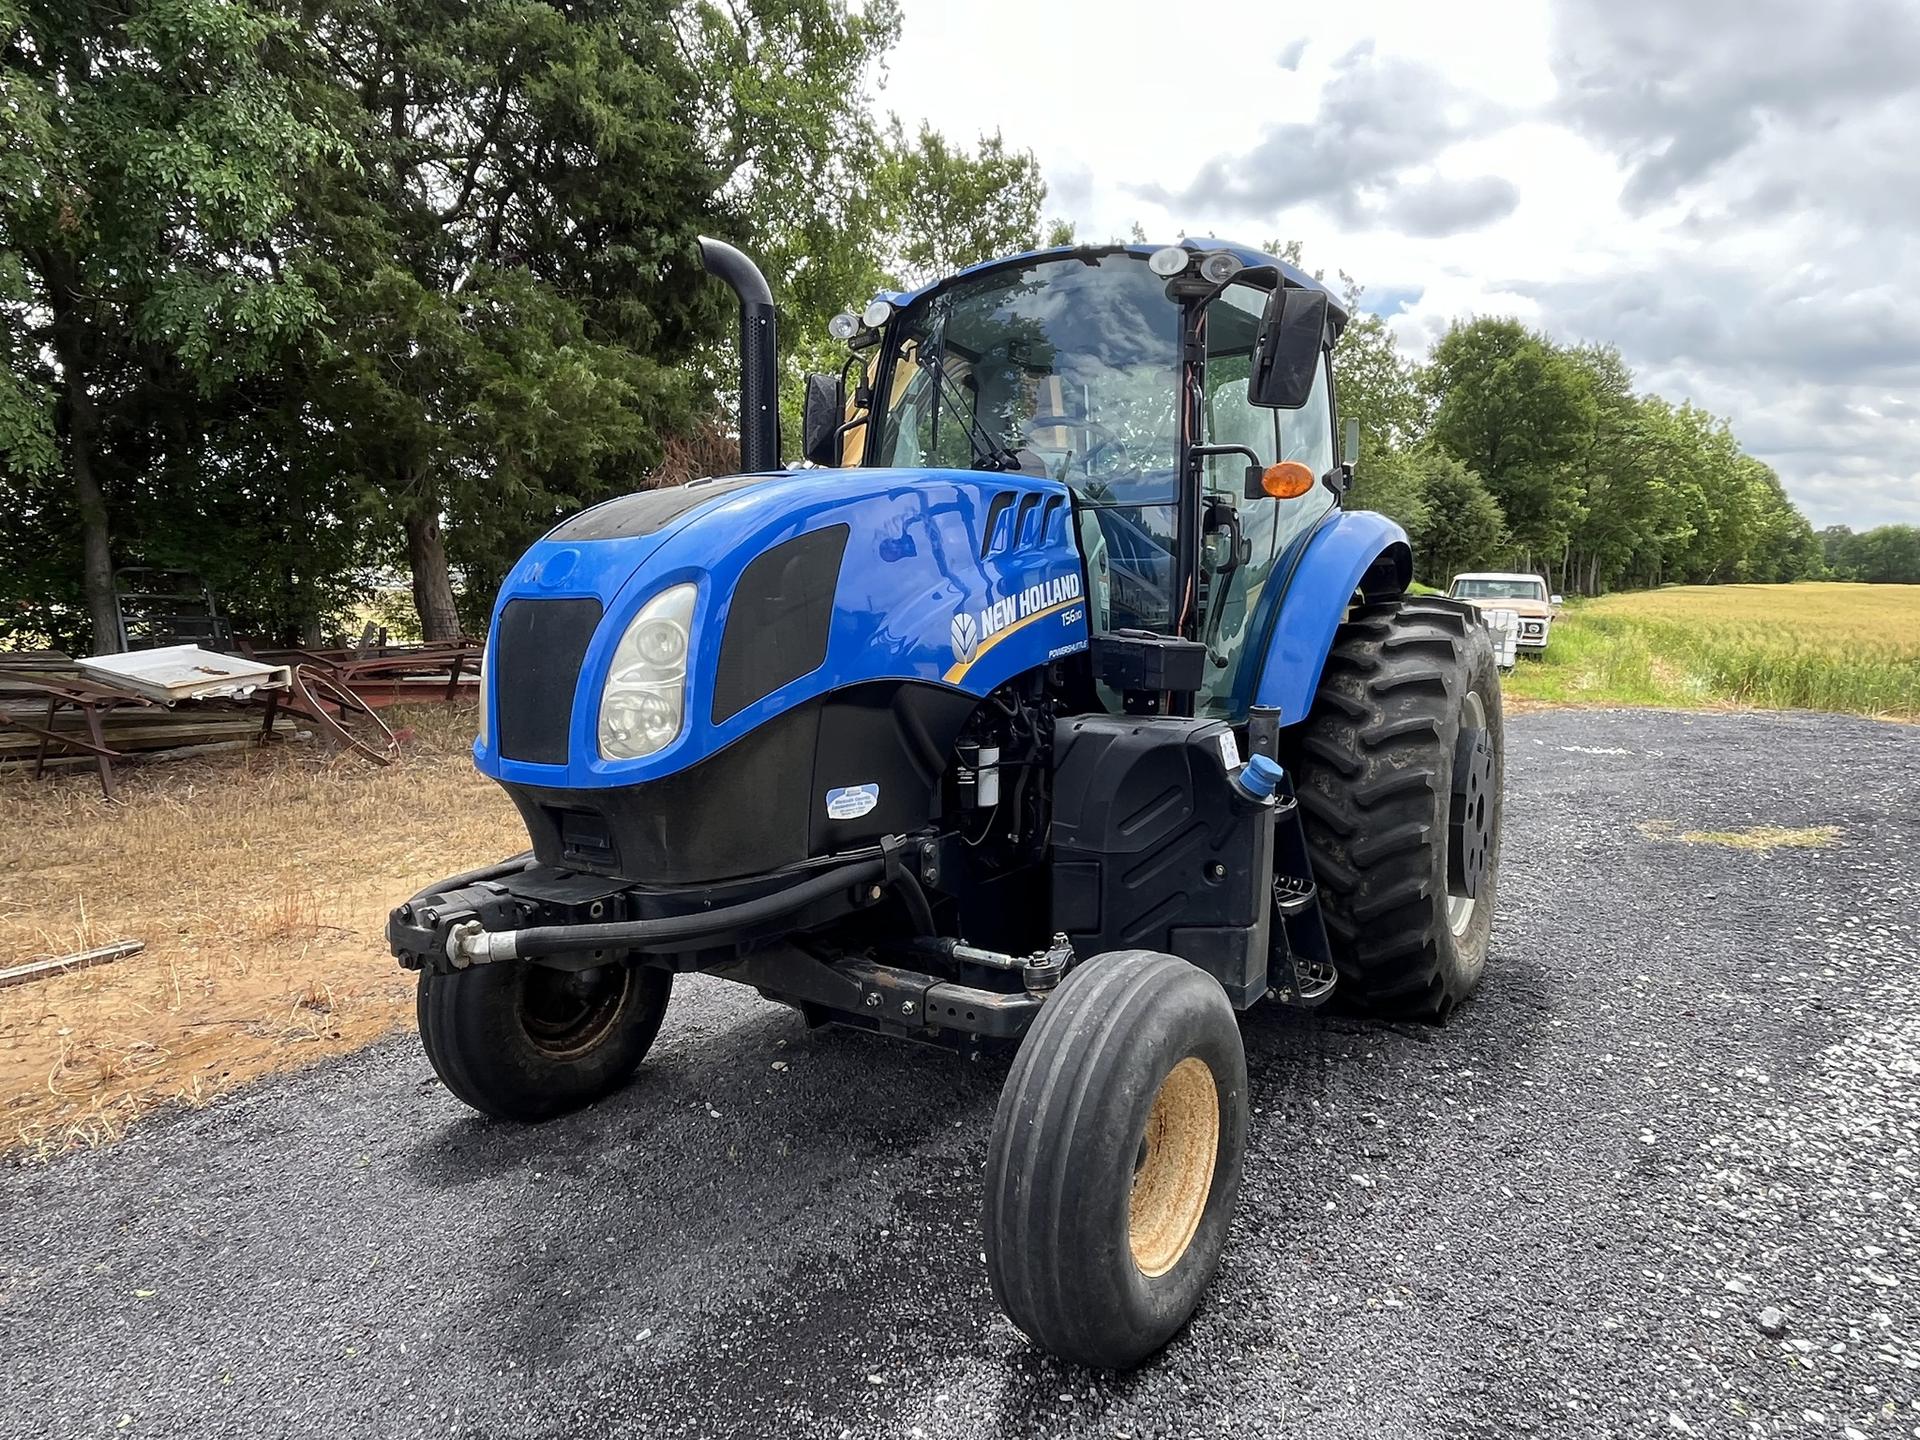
[495, 597, 603, 764]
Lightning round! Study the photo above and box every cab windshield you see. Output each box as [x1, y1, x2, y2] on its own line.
[871, 254, 1184, 637]
[871, 254, 1180, 502]
[1452, 578, 1546, 602]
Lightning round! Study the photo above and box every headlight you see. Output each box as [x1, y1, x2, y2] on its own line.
[1199, 250, 1243, 284]
[598, 583, 696, 760]
[1148, 245, 1190, 277]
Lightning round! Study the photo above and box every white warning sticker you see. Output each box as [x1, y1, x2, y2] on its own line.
[825, 783, 880, 820]
[1215, 730, 1241, 771]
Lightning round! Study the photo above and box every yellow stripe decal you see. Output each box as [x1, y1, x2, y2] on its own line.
[944, 598, 1083, 685]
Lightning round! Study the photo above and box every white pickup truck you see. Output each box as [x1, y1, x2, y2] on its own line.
[1447, 572, 1561, 656]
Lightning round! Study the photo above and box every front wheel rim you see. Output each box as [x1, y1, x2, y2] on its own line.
[1128, 1057, 1220, 1277]
[518, 963, 631, 1059]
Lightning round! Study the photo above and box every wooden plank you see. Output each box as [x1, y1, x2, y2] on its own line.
[0, 717, 297, 762]
[0, 721, 269, 755]
[0, 939, 145, 990]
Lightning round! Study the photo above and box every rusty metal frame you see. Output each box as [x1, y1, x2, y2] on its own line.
[0, 676, 156, 799]
[285, 664, 400, 766]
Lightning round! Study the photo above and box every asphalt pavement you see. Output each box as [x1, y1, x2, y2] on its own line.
[3, 708, 1917, 1440]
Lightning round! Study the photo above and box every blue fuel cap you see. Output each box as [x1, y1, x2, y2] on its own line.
[1235, 753, 1284, 801]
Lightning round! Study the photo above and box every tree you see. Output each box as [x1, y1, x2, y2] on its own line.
[1560, 345, 1686, 594]
[2, 0, 337, 649]
[866, 121, 1048, 290]
[286, 0, 727, 636]
[1344, 444, 1431, 547]
[1426, 319, 1594, 573]
[1407, 452, 1506, 586]
[1335, 307, 1425, 457]
[1825, 524, 1920, 583]
[668, 0, 899, 443]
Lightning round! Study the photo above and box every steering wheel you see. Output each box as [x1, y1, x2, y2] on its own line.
[1074, 419, 1142, 481]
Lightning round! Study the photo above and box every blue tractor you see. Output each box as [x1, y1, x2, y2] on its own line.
[389, 238, 1504, 1369]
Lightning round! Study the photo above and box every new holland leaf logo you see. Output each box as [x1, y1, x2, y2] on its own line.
[950, 610, 979, 663]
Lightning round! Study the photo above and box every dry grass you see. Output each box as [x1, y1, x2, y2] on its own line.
[0, 704, 520, 1157]
[1637, 819, 1841, 852]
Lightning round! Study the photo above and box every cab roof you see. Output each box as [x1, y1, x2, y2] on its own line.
[1452, 572, 1547, 583]
[876, 239, 1350, 337]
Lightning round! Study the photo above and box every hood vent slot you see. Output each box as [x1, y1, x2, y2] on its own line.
[982, 488, 1064, 557]
[712, 524, 850, 725]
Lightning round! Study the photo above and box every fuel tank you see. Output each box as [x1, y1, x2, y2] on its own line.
[475, 467, 1090, 883]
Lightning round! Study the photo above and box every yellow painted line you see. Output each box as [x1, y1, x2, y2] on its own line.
[944, 597, 1083, 685]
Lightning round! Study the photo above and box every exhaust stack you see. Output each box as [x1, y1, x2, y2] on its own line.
[697, 236, 779, 474]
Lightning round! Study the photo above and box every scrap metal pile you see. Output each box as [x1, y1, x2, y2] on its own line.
[0, 638, 478, 797]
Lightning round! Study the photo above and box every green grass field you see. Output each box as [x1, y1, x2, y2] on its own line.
[1499, 582, 1920, 720]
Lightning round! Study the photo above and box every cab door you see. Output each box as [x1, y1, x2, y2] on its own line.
[1196, 282, 1338, 719]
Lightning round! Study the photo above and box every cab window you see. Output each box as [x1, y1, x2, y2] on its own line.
[1197, 285, 1337, 718]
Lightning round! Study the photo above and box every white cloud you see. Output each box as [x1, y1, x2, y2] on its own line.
[876, 0, 1920, 528]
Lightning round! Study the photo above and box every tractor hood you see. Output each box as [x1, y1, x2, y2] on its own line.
[475, 467, 1090, 795]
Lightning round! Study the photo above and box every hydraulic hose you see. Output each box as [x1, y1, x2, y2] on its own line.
[470, 855, 889, 962]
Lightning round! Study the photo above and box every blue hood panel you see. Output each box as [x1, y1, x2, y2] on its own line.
[477, 468, 1090, 789]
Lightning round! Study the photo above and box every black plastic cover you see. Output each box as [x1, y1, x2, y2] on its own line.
[1049, 713, 1275, 1006]
[495, 597, 602, 765]
[549, 475, 774, 542]
[712, 524, 849, 724]
[501, 681, 975, 884]
[1090, 630, 1208, 695]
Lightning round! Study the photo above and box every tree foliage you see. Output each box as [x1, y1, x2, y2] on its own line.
[866, 121, 1048, 290]
[1347, 316, 1822, 594]
[2, 0, 341, 648]
[282, 0, 729, 636]
[1404, 452, 1506, 585]
[1822, 524, 1920, 583]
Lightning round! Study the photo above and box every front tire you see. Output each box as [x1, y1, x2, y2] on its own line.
[417, 959, 671, 1122]
[1285, 595, 1504, 1021]
[983, 951, 1248, 1369]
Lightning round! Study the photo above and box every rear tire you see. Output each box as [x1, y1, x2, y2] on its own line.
[1283, 595, 1504, 1021]
[983, 951, 1248, 1369]
[417, 959, 671, 1122]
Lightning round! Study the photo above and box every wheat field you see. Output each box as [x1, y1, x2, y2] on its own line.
[1502, 582, 1920, 718]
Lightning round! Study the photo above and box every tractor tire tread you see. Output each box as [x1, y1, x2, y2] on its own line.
[984, 951, 1248, 1370]
[1282, 594, 1504, 1021]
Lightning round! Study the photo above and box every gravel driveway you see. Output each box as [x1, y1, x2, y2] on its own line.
[4, 709, 1917, 1440]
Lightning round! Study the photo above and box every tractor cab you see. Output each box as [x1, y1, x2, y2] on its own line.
[804, 243, 1352, 721]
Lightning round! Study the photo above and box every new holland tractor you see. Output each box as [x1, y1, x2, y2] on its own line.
[388, 237, 1504, 1369]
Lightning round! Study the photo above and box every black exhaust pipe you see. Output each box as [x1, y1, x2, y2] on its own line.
[698, 236, 779, 474]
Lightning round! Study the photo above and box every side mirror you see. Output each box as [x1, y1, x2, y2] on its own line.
[1248, 286, 1329, 409]
[1342, 416, 1361, 465]
[1550, 594, 1565, 607]
[802, 372, 844, 467]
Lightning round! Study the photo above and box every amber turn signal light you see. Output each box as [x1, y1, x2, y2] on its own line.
[1259, 461, 1316, 499]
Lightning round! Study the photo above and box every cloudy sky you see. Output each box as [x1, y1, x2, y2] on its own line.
[880, 0, 1920, 530]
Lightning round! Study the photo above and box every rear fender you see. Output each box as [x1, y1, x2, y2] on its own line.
[1250, 510, 1411, 727]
